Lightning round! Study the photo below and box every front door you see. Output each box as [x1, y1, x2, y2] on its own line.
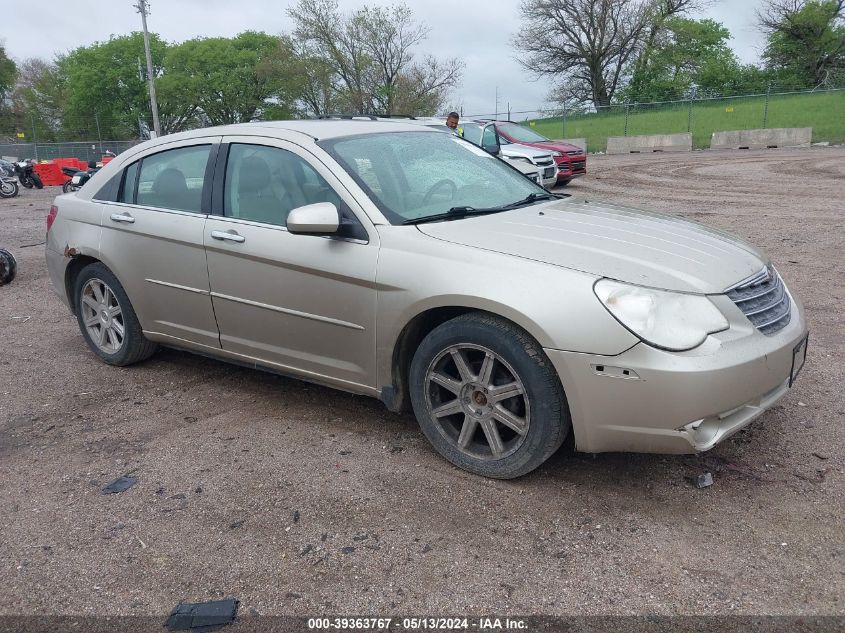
[203, 137, 379, 391]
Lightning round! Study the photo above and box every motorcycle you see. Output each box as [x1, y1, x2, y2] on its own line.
[61, 161, 99, 194]
[14, 159, 43, 189]
[0, 174, 19, 198]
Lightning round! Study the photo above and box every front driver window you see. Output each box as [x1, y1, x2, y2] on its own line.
[224, 144, 342, 227]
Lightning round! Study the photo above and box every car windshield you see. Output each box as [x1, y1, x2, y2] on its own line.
[320, 131, 546, 225]
[497, 122, 549, 143]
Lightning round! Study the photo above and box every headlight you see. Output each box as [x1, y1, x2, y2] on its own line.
[552, 151, 563, 157]
[594, 279, 729, 351]
[510, 156, 532, 164]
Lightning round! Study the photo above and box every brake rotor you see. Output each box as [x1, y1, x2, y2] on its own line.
[0, 249, 18, 286]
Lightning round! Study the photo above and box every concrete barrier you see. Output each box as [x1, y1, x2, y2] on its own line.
[710, 128, 812, 150]
[606, 133, 691, 154]
[552, 138, 587, 153]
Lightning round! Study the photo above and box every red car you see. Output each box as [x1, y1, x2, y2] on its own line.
[488, 121, 587, 186]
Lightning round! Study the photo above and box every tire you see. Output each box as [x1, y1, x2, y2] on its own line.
[62, 180, 73, 194]
[31, 173, 43, 189]
[556, 179, 572, 187]
[409, 312, 570, 479]
[73, 262, 158, 366]
[0, 180, 19, 198]
[0, 249, 17, 285]
[20, 176, 33, 188]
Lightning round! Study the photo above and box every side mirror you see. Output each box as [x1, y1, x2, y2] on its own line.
[481, 142, 501, 156]
[286, 202, 340, 235]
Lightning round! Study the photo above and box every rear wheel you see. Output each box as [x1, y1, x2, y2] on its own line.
[62, 180, 73, 194]
[73, 263, 158, 366]
[31, 173, 43, 189]
[409, 312, 570, 479]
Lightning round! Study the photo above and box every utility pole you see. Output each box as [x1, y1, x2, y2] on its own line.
[135, 0, 161, 137]
[494, 86, 499, 120]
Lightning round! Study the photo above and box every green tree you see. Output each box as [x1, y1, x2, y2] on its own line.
[0, 44, 16, 99]
[55, 32, 168, 139]
[759, 0, 845, 88]
[163, 32, 292, 126]
[626, 18, 752, 101]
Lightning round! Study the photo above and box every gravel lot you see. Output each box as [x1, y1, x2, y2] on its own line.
[0, 148, 843, 619]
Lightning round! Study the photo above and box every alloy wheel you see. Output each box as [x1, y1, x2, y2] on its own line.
[424, 344, 530, 460]
[80, 278, 125, 354]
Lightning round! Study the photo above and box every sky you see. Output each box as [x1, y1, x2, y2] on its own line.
[2, 0, 768, 117]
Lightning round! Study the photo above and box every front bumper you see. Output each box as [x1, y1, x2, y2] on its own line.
[555, 156, 586, 179]
[545, 294, 808, 454]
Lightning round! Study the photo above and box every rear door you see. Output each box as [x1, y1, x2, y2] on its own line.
[98, 138, 222, 349]
[203, 136, 379, 391]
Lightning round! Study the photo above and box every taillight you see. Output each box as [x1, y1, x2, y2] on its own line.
[47, 205, 58, 232]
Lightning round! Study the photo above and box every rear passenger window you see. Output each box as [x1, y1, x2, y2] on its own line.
[136, 145, 211, 213]
[224, 144, 341, 226]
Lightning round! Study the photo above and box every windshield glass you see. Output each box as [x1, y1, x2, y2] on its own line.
[497, 122, 549, 143]
[320, 131, 545, 225]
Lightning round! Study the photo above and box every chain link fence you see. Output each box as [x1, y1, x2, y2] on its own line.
[465, 87, 844, 152]
[1, 86, 841, 161]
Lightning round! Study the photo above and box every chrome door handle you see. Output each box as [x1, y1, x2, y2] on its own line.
[110, 213, 135, 224]
[211, 230, 245, 243]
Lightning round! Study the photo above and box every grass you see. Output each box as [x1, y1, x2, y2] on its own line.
[525, 89, 845, 152]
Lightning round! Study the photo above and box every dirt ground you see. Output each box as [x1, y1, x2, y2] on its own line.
[0, 148, 843, 619]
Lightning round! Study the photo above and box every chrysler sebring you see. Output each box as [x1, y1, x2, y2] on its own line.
[45, 121, 808, 478]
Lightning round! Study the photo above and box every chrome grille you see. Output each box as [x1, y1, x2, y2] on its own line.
[726, 267, 791, 335]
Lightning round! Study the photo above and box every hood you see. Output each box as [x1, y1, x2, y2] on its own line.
[537, 140, 584, 154]
[416, 199, 768, 294]
[501, 143, 553, 160]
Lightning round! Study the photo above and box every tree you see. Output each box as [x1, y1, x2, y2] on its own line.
[759, 0, 845, 88]
[162, 32, 292, 127]
[55, 33, 168, 139]
[514, 0, 701, 108]
[0, 43, 16, 101]
[624, 18, 747, 101]
[514, 0, 648, 108]
[288, 0, 461, 115]
[8, 58, 67, 142]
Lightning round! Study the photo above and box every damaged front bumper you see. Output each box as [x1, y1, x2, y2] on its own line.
[546, 294, 808, 454]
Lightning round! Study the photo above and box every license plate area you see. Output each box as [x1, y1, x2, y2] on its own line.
[789, 333, 808, 387]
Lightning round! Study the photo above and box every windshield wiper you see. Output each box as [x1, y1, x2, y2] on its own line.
[401, 193, 563, 226]
[402, 206, 503, 225]
[497, 192, 563, 210]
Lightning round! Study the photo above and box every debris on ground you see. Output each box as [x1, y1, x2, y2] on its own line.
[101, 476, 138, 495]
[812, 452, 830, 460]
[165, 598, 239, 631]
[0, 249, 17, 286]
[687, 472, 714, 489]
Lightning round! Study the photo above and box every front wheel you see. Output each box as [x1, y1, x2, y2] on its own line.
[73, 263, 158, 366]
[409, 313, 570, 479]
[0, 180, 19, 198]
[19, 176, 33, 188]
[62, 180, 74, 194]
[31, 173, 43, 189]
[556, 179, 572, 187]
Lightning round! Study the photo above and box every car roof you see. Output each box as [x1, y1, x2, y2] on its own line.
[144, 119, 438, 145]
